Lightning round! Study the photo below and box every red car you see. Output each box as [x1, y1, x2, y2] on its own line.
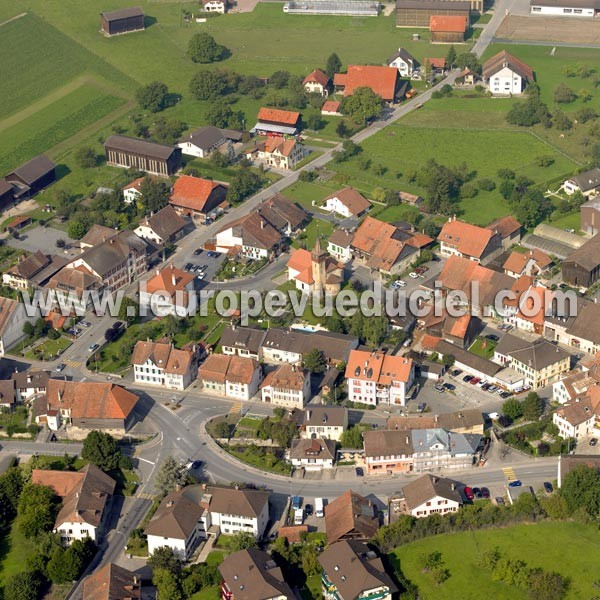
[464, 486, 475, 501]
[470, 377, 480, 385]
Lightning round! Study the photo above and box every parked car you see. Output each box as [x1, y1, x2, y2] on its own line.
[472, 487, 482, 499]
[113, 321, 124, 330]
[184, 263, 193, 271]
[543, 482, 553, 494]
[444, 383, 456, 391]
[487, 385, 498, 393]
[589, 438, 598, 447]
[481, 487, 490, 499]
[485, 334, 499, 342]
[477, 380, 488, 388]
[464, 486, 474, 501]
[55, 363, 66, 373]
[469, 377, 480, 385]
[417, 402, 427, 413]
[500, 391, 513, 399]
[88, 343, 100, 353]
[197, 273, 206, 280]
[495, 497, 505, 506]
[434, 383, 445, 393]
[463, 375, 473, 383]
[481, 383, 491, 391]
[487, 412, 500, 420]
[194, 248, 203, 255]
[409, 272, 420, 279]
[304, 503, 313, 516]
[80, 321, 91, 328]
[451, 369, 462, 377]
[508, 480, 522, 488]
[355, 467, 364, 477]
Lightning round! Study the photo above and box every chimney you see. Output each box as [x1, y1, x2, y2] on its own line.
[260, 219, 265, 229]
[172, 274, 177, 287]
[451, 483, 456, 490]
[27, 375, 32, 384]
[307, 409, 312, 421]
[406, 436, 409, 444]
[156, 269, 160, 277]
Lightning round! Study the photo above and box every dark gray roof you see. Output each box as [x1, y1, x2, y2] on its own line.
[495, 333, 570, 370]
[563, 234, 600, 272]
[104, 135, 177, 160]
[139, 205, 186, 240]
[568, 168, 600, 193]
[387, 47, 416, 66]
[0, 180, 14, 197]
[101, 6, 144, 21]
[302, 405, 347, 427]
[396, 0, 470, 9]
[7, 154, 56, 185]
[79, 230, 147, 278]
[566, 301, 600, 346]
[180, 126, 226, 152]
[435, 339, 501, 377]
[401, 474, 463, 510]
[220, 325, 267, 354]
[220, 128, 244, 142]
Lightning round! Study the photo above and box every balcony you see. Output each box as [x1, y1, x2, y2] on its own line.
[359, 590, 389, 600]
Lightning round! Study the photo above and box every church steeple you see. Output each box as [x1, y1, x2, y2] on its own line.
[311, 236, 327, 294]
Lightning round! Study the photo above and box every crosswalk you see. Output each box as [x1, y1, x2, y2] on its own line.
[64, 359, 82, 369]
[229, 402, 242, 415]
[136, 491, 155, 500]
[502, 466, 517, 481]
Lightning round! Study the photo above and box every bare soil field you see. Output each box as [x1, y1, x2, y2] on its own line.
[496, 15, 600, 44]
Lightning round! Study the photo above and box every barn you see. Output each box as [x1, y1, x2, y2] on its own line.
[396, 0, 472, 27]
[430, 15, 468, 42]
[104, 135, 182, 176]
[5, 154, 56, 199]
[100, 7, 145, 36]
[251, 108, 301, 136]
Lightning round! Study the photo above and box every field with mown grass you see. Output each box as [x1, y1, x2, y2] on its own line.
[391, 521, 600, 600]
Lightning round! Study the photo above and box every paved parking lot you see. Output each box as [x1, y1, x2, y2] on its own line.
[181, 249, 225, 287]
[8, 225, 77, 256]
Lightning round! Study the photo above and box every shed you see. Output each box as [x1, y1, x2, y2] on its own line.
[100, 7, 145, 36]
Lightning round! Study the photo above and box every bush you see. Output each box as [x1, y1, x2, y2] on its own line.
[188, 32, 228, 63]
[477, 178, 496, 191]
[74, 146, 98, 169]
[460, 182, 478, 199]
[554, 83, 577, 104]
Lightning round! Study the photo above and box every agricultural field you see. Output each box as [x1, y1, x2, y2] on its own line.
[391, 521, 600, 600]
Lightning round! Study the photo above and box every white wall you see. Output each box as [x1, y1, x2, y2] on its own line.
[489, 67, 524, 95]
[531, 4, 595, 16]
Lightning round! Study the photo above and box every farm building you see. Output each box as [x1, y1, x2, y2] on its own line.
[104, 135, 182, 176]
[177, 126, 227, 158]
[530, 0, 600, 16]
[5, 154, 56, 199]
[0, 181, 14, 209]
[251, 108, 301, 136]
[283, 0, 380, 15]
[562, 234, 600, 288]
[482, 50, 534, 96]
[430, 15, 468, 42]
[396, 0, 472, 27]
[334, 65, 400, 102]
[100, 7, 145, 36]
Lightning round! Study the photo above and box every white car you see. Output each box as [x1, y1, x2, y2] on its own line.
[409, 272, 420, 279]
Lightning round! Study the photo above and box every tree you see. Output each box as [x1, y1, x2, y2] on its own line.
[138, 176, 169, 213]
[442, 354, 455, 368]
[68, 220, 88, 240]
[528, 569, 567, 600]
[301, 545, 321, 576]
[135, 81, 170, 112]
[23, 321, 34, 337]
[74, 146, 98, 168]
[303, 348, 327, 373]
[446, 45, 457, 69]
[118, 297, 140, 325]
[553, 110, 573, 131]
[502, 397, 524, 421]
[214, 421, 231, 438]
[306, 114, 324, 130]
[336, 120, 350, 138]
[187, 32, 228, 63]
[149, 546, 181, 575]
[155, 457, 187, 496]
[560, 464, 600, 517]
[154, 568, 183, 600]
[206, 102, 244, 130]
[4, 570, 43, 600]
[521, 392, 543, 420]
[554, 82, 577, 104]
[229, 531, 258, 551]
[228, 170, 264, 204]
[342, 86, 383, 123]
[325, 52, 342, 78]
[17, 483, 59, 539]
[82, 430, 121, 471]
[153, 117, 186, 145]
[456, 52, 480, 73]
[269, 70, 291, 89]
[340, 426, 363, 448]
[56, 238, 66, 249]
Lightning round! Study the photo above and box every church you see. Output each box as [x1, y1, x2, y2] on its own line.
[286, 237, 344, 295]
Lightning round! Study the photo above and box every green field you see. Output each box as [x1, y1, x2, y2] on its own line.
[0, 520, 35, 588]
[391, 521, 600, 600]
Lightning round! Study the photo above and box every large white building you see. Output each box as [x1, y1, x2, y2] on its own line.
[530, 0, 599, 16]
[396, 474, 463, 518]
[198, 354, 262, 401]
[482, 50, 534, 96]
[261, 363, 311, 408]
[131, 340, 197, 390]
[345, 350, 414, 406]
[300, 405, 348, 441]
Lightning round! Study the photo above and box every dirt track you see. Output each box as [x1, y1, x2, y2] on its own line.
[496, 15, 600, 44]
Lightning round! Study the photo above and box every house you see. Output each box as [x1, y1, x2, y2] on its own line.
[252, 108, 301, 136]
[64, 230, 148, 292]
[100, 6, 145, 35]
[387, 408, 485, 435]
[140, 264, 196, 317]
[289, 437, 336, 469]
[455, 68, 480, 86]
[178, 126, 227, 158]
[581, 197, 600, 236]
[80, 224, 119, 250]
[325, 490, 379, 544]
[256, 194, 309, 236]
[334, 65, 400, 102]
[387, 48, 416, 76]
[351, 216, 432, 276]
[261, 327, 359, 365]
[420, 311, 480, 349]
[429, 15, 467, 43]
[104, 135, 181, 176]
[32, 464, 116, 544]
[482, 50, 534, 96]
[411, 428, 483, 472]
[198, 354, 262, 400]
[553, 389, 600, 439]
[552, 365, 600, 405]
[82, 563, 141, 600]
[146, 484, 270, 558]
[501, 283, 551, 334]
[396, 474, 463, 518]
[0, 380, 15, 409]
[395, 0, 472, 27]
[363, 430, 414, 475]
[5, 154, 56, 199]
[35, 380, 139, 434]
[320, 541, 397, 600]
[287, 238, 344, 294]
[322, 187, 371, 218]
[122, 177, 145, 205]
[216, 213, 282, 260]
[11, 369, 51, 402]
[246, 138, 305, 170]
[132, 340, 197, 390]
[321, 100, 342, 116]
[0, 297, 37, 357]
[503, 249, 552, 278]
[46, 267, 104, 311]
[300, 405, 348, 441]
[2, 251, 67, 291]
[530, 0, 599, 16]
[562, 233, 600, 288]
[561, 301, 600, 354]
[134, 205, 187, 246]
[221, 326, 267, 359]
[400, 191, 424, 207]
[169, 175, 228, 223]
[438, 216, 502, 263]
[327, 229, 354, 263]
[494, 333, 571, 389]
[303, 69, 330, 96]
[345, 350, 415, 406]
[487, 215, 522, 249]
[565, 168, 600, 199]
[220, 549, 293, 600]
[202, 0, 230, 12]
[261, 363, 312, 408]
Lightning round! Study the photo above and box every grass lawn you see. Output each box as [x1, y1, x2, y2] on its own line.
[222, 444, 291, 475]
[25, 336, 72, 361]
[0, 406, 29, 437]
[205, 550, 225, 567]
[292, 219, 334, 250]
[281, 180, 340, 211]
[0, 520, 36, 589]
[468, 337, 497, 359]
[391, 521, 600, 599]
[191, 585, 221, 600]
[302, 574, 323, 600]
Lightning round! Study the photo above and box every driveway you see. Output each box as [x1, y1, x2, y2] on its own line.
[8, 225, 77, 256]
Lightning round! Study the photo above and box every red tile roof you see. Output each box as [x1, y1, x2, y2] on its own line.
[337, 65, 399, 101]
[321, 100, 341, 113]
[345, 349, 413, 385]
[425, 57, 446, 69]
[503, 249, 552, 275]
[429, 15, 467, 32]
[438, 218, 495, 259]
[169, 175, 226, 213]
[487, 215, 521, 238]
[303, 69, 329, 87]
[257, 107, 300, 126]
[324, 187, 371, 216]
